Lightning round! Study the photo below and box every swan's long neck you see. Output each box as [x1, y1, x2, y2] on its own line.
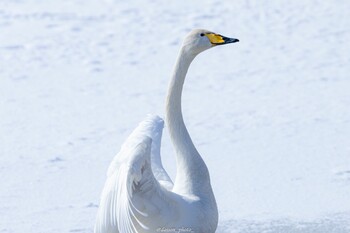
[165, 47, 213, 196]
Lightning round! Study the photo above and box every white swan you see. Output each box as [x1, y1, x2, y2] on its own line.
[94, 29, 239, 233]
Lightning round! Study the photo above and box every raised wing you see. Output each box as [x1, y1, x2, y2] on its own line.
[94, 115, 175, 233]
[143, 115, 173, 190]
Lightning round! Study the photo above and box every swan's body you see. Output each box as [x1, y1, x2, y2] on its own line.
[94, 29, 238, 233]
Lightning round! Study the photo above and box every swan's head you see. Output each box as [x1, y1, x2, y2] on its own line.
[182, 29, 239, 55]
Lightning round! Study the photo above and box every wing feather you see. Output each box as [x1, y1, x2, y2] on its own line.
[134, 115, 173, 189]
[94, 115, 176, 233]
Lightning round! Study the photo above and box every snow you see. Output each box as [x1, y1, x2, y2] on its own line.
[1, 0, 350, 232]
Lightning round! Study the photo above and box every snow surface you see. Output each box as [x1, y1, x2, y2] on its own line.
[1, 0, 350, 232]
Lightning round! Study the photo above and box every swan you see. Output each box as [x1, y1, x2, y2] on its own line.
[94, 29, 239, 233]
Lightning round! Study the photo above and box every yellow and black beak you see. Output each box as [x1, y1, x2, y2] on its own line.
[205, 33, 239, 45]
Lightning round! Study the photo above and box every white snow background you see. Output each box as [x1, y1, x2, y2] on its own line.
[1, 0, 350, 232]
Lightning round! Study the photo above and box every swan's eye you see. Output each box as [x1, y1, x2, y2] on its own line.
[200, 33, 205, 37]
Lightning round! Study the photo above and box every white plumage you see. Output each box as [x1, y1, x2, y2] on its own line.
[94, 29, 239, 233]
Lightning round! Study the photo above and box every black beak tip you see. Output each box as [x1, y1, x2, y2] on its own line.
[230, 38, 239, 43]
[223, 37, 239, 44]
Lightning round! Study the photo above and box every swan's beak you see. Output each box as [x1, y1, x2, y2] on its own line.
[206, 33, 239, 46]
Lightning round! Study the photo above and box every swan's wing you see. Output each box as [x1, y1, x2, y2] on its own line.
[94, 115, 176, 233]
[145, 115, 173, 190]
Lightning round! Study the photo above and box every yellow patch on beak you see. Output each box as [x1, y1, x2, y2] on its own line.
[205, 33, 225, 44]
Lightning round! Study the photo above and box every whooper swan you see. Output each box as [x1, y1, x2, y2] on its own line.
[94, 29, 239, 233]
